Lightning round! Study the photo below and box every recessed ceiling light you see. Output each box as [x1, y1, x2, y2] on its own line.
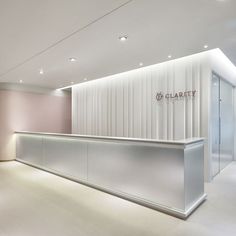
[19, 80, 23, 83]
[70, 82, 74, 84]
[204, 45, 208, 49]
[119, 35, 128, 42]
[139, 62, 143, 67]
[39, 69, 44, 75]
[84, 78, 87, 81]
[69, 57, 77, 62]
[168, 55, 172, 59]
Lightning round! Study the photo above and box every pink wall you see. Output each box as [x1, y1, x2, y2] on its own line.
[0, 89, 71, 161]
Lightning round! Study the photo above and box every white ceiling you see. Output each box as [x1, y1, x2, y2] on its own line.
[0, 0, 236, 88]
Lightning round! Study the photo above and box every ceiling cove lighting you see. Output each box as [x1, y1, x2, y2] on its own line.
[69, 57, 77, 62]
[119, 35, 128, 41]
[57, 85, 73, 90]
[58, 49, 236, 90]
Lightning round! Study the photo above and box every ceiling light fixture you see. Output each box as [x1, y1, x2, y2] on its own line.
[69, 57, 77, 62]
[139, 62, 143, 67]
[19, 80, 23, 83]
[39, 69, 44, 75]
[70, 82, 74, 84]
[84, 78, 87, 81]
[168, 55, 172, 59]
[204, 45, 208, 49]
[119, 35, 128, 42]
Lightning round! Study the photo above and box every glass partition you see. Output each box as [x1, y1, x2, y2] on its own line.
[211, 73, 234, 178]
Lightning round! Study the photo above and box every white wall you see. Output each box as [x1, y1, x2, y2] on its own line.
[72, 53, 211, 139]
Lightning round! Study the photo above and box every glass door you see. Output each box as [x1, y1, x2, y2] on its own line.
[211, 73, 234, 178]
[219, 79, 234, 170]
[211, 74, 220, 177]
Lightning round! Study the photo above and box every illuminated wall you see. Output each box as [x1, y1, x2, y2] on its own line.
[72, 52, 211, 140]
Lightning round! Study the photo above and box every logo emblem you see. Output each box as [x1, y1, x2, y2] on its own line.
[156, 92, 163, 101]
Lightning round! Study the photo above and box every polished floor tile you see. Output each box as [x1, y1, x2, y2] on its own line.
[0, 161, 235, 236]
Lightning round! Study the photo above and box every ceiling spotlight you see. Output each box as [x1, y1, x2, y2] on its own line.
[139, 62, 143, 67]
[69, 57, 77, 62]
[84, 78, 87, 81]
[19, 80, 23, 83]
[204, 45, 208, 49]
[168, 55, 172, 59]
[39, 69, 44, 75]
[119, 35, 128, 42]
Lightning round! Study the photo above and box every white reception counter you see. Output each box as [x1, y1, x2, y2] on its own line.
[15, 131, 206, 218]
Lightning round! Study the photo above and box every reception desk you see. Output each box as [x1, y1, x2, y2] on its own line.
[15, 131, 206, 218]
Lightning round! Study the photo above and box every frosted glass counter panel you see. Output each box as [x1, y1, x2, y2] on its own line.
[16, 132, 206, 219]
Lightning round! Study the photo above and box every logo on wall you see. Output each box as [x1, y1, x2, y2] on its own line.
[156, 92, 164, 101]
[156, 90, 196, 101]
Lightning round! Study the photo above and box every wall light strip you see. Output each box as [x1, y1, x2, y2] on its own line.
[57, 85, 73, 90]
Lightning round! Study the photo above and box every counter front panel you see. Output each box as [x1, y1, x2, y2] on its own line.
[15, 131, 206, 218]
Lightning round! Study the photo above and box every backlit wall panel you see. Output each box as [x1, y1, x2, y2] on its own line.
[72, 53, 210, 141]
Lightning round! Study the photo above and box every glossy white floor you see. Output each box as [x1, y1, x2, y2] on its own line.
[0, 161, 236, 236]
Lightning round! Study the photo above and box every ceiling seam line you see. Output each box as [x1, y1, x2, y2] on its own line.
[0, 0, 134, 79]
